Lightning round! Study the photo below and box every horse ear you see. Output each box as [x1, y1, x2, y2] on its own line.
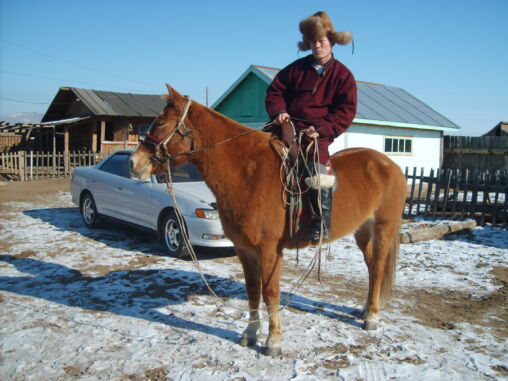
[164, 84, 185, 104]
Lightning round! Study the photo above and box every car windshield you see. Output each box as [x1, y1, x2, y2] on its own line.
[156, 162, 203, 183]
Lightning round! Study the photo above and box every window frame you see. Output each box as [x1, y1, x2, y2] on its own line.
[383, 136, 413, 155]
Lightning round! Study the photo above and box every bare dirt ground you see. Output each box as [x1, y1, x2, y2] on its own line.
[1, 179, 505, 337]
[0, 179, 507, 380]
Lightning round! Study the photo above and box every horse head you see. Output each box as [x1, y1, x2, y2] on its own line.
[130, 85, 196, 180]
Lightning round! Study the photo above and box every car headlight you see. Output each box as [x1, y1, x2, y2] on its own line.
[195, 208, 219, 219]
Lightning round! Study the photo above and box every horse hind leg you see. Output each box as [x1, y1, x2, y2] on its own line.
[355, 218, 374, 268]
[354, 218, 374, 318]
[236, 247, 262, 347]
[357, 218, 399, 330]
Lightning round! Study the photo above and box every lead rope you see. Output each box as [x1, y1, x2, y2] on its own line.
[163, 161, 232, 317]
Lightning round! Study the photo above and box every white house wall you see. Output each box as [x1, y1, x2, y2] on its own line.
[329, 125, 442, 172]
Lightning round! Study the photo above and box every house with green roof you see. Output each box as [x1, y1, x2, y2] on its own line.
[212, 65, 460, 170]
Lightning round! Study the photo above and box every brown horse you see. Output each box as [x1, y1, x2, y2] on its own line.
[130, 85, 407, 356]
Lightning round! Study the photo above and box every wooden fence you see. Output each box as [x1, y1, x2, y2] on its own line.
[0, 151, 102, 181]
[101, 141, 138, 155]
[405, 167, 507, 226]
[443, 135, 508, 171]
[2, 152, 507, 227]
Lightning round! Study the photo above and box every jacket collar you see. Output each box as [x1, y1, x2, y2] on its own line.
[305, 54, 335, 68]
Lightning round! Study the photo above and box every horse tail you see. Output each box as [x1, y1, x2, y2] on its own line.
[379, 223, 400, 304]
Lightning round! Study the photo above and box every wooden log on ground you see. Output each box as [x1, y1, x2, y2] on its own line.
[400, 220, 477, 244]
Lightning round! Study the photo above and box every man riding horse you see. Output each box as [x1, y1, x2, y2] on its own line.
[265, 11, 357, 241]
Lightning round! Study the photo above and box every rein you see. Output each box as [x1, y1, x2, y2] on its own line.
[143, 96, 276, 164]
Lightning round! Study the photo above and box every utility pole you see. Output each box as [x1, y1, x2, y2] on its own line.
[206, 86, 209, 107]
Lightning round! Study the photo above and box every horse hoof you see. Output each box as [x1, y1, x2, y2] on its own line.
[263, 347, 282, 357]
[362, 320, 378, 330]
[239, 336, 257, 347]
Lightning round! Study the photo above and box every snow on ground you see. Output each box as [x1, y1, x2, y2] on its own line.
[0, 191, 507, 380]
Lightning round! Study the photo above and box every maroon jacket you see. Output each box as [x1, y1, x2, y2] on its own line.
[265, 55, 357, 163]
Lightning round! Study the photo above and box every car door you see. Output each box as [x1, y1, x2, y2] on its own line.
[93, 152, 153, 226]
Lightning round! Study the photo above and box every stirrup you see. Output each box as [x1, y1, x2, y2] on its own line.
[309, 220, 329, 241]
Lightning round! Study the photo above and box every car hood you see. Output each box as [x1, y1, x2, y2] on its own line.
[171, 182, 216, 206]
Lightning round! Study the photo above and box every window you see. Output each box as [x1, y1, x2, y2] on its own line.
[99, 152, 131, 178]
[138, 124, 151, 138]
[384, 137, 412, 154]
[156, 162, 203, 183]
[104, 121, 115, 141]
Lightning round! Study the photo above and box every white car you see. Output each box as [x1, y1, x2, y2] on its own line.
[70, 150, 233, 257]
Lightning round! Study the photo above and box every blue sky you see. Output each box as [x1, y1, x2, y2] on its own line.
[1, 0, 506, 136]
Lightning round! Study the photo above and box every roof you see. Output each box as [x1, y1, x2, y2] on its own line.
[41, 116, 91, 125]
[211, 65, 278, 109]
[212, 64, 460, 132]
[0, 121, 57, 131]
[483, 121, 508, 136]
[42, 87, 166, 122]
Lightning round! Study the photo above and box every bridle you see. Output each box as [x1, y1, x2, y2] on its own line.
[141, 96, 273, 165]
[142, 96, 194, 165]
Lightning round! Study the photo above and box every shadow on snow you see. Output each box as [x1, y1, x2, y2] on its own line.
[22, 207, 236, 259]
[0, 255, 363, 348]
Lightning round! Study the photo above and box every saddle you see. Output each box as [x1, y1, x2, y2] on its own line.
[268, 124, 337, 241]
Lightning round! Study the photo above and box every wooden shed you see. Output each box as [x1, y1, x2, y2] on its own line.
[484, 121, 508, 137]
[41, 87, 166, 154]
[0, 122, 58, 153]
[212, 65, 461, 171]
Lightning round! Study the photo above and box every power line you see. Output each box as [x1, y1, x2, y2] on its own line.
[0, 96, 49, 105]
[0, 38, 151, 87]
[2, 70, 160, 93]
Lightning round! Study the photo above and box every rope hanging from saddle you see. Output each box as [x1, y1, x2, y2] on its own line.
[271, 121, 332, 237]
[266, 120, 334, 283]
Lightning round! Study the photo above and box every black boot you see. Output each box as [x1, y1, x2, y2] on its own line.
[308, 187, 333, 241]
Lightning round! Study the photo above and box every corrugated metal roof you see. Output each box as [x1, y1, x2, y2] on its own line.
[355, 82, 458, 128]
[250, 65, 459, 130]
[77, 88, 166, 116]
[43, 87, 166, 121]
[253, 65, 279, 82]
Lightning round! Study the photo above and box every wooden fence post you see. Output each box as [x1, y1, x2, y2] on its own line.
[441, 169, 452, 219]
[431, 169, 442, 219]
[64, 150, 69, 178]
[423, 168, 434, 217]
[407, 167, 417, 218]
[416, 167, 425, 215]
[18, 151, 26, 181]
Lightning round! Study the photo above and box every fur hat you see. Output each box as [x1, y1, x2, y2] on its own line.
[297, 11, 353, 51]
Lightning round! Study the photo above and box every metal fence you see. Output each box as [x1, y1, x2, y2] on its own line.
[405, 167, 507, 226]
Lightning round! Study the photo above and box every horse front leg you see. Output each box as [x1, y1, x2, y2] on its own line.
[236, 248, 261, 347]
[260, 250, 283, 356]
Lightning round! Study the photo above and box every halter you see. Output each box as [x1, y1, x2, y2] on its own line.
[142, 96, 194, 164]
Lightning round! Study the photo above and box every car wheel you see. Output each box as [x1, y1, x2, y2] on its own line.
[81, 192, 101, 228]
[160, 210, 185, 257]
